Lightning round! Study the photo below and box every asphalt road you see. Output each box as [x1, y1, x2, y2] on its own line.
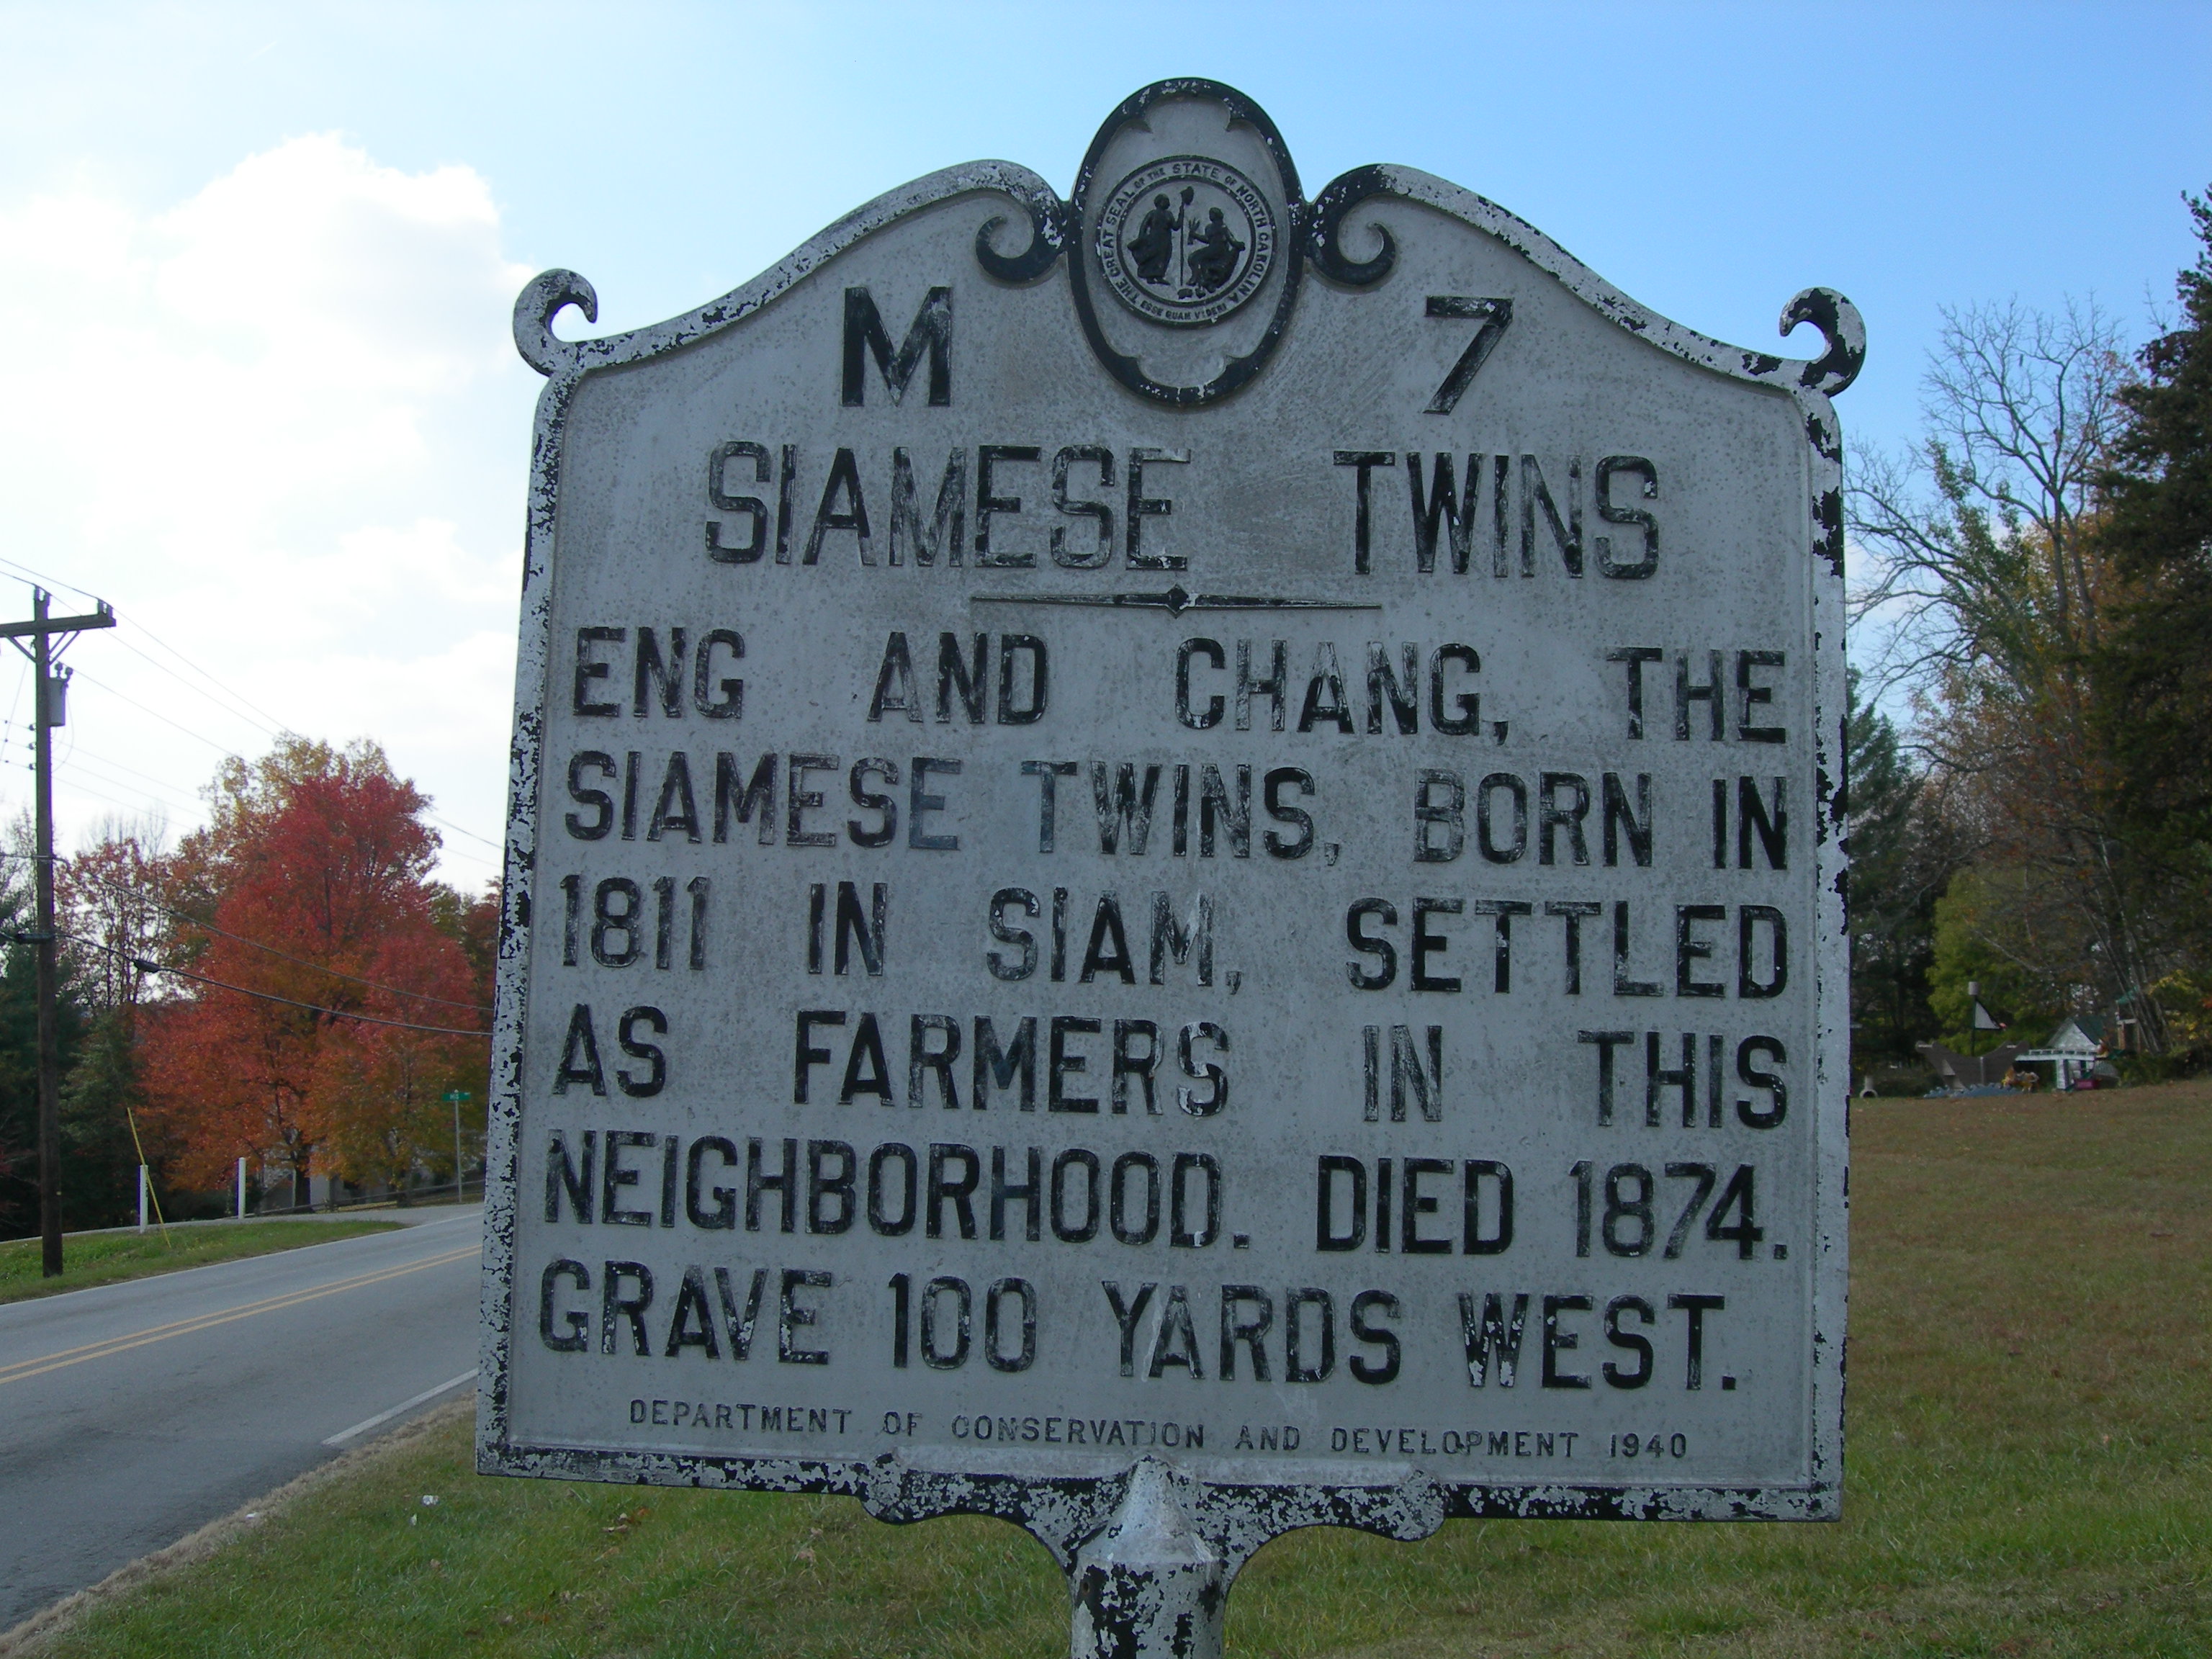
[0, 1208, 481, 1630]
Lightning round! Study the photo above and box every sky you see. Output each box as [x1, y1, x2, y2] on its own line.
[0, 1, 2204, 886]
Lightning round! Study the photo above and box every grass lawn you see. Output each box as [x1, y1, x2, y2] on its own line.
[0, 1219, 402, 1305]
[17, 1082, 2210, 1657]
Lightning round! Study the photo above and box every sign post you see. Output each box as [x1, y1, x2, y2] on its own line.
[479, 80, 1860, 1655]
[444, 1089, 472, 1200]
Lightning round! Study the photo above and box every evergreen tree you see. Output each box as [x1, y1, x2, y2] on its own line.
[0, 867, 89, 1240]
[2096, 186, 2212, 1026]
[1844, 672, 1962, 1070]
[56, 824, 175, 1228]
[60, 1010, 151, 1230]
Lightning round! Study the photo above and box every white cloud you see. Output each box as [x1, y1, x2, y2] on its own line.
[0, 135, 537, 881]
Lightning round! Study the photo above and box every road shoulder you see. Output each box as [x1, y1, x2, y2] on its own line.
[0, 1395, 475, 1658]
[0, 1219, 407, 1306]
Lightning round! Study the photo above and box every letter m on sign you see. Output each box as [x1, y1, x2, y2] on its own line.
[843, 287, 953, 407]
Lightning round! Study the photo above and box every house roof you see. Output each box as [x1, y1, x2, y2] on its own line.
[2046, 1016, 2103, 1052]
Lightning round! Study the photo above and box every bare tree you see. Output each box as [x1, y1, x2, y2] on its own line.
[58, 814, 174, 1017]
[1848, 297, 2172, 1051]
[1850, 297, 2126, 696]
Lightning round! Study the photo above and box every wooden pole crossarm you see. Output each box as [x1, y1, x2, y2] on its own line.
[0, 606, 114, 639]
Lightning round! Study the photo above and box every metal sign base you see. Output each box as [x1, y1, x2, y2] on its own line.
[1071, 1461, 1225, 1658]
[865, 1455, 1445, 1658]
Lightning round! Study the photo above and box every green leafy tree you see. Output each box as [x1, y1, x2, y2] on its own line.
[1928, 866, 2065, 1054]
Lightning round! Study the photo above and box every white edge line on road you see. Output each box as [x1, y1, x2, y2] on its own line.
[322, 1369, 480, 1447]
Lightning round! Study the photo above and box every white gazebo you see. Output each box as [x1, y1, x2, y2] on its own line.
[2012, 1017, 2107, 1091]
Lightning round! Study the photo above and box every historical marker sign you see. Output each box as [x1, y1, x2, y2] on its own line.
[481, 78, 1859, 1645]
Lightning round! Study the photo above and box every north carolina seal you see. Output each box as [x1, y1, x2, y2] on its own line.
[1095, 156, 1276, 328]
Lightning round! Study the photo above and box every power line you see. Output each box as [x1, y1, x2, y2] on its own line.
[40, 773, 181, 824]
[40, 928, 490, 1038]
[63, 667, 233, 755]
[2, 655, 25, 736]
[0, 736, 199, 822]
[55, 752, 195, 809]
[0, 557, 101, 610]
[66, 666, 503, 864]
[2, 754, 158, 820]
[112, 619, 294, 737]
[0, 783, 183, 860]
[0, 565, 505, 860]
[38, 752, 496, 878]
[1, 852, 493, 1013]
[44, 750, 202, 814]
[107, 634, 285, 742]
[92, 873, 492, 1012]
[429, 813, 503, 852]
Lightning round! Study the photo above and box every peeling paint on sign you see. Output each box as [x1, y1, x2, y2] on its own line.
[480, 76, 1858, 1653]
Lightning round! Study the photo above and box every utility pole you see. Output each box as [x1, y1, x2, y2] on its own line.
[4, 589, 115, 1276]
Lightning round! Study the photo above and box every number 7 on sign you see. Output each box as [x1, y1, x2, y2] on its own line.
[1424, 295, 1514, 413]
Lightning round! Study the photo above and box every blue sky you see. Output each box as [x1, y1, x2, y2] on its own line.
[1, 1, 2204, 876]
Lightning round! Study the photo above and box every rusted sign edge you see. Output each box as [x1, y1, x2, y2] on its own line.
[509, 161, 1066, 380]
[504, 160, 1863, 404]
[1308, 165, 1863, 397]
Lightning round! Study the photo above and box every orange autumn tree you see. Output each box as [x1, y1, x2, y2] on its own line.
[138, 738, 490, 1202]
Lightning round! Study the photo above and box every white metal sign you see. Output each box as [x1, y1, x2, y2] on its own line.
[480, 77, 1858, 1642]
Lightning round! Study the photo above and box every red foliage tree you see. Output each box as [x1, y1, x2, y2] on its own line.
[138, 739, 490, 1201]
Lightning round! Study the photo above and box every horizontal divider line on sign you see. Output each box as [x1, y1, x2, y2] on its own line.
[971, 590, 1381, 612]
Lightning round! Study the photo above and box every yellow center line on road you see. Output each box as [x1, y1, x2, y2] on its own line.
[0, 1244, 480, 1388]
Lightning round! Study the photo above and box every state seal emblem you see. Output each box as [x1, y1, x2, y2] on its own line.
[1095, 156, 1275, 328]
